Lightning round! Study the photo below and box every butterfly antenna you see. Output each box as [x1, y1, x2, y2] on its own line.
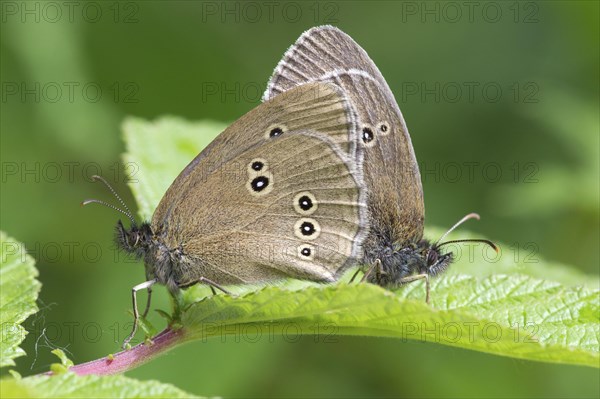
[434, 212, 480, 246]
[82, 175, 136, 224]
[434, 213, 498, 252]
[81, 199, 135, 224]
[90, 175, 134, 219]
[437, 239, 498, 252]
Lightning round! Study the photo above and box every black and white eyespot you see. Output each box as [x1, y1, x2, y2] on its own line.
[293, 191, 318, 216]
[294, 218, 321, 240]
[297, 244, 315, 261]
[362, 125, 376, 147]
[377, 121, 390, 136]
[252, 176, 268, 190]
[247, 158, 268, 176]
[246, 171, 274, 196]
[265, 123, 288, 139]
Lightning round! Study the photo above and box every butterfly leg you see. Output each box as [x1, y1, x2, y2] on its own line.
[349, 268, 361, 283]
[123, 279, 157, 349]
[397, 273, 430, 304]
[142, 285, 153, 318]
[198, 277, 233, 295]
[360, 259, 383, 283]
[178, 276, 233, 296]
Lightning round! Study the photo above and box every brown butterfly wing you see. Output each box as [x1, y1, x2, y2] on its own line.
[155, 131, 367, 285]
[263, 26, 425, 246]
[151, 82, 367, 285]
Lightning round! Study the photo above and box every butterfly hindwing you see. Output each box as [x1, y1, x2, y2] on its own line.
[154, 131, 367, 285]
[151, 82, 367, 286]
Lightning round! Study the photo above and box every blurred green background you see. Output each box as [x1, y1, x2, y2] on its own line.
[1, 1, 598, 397]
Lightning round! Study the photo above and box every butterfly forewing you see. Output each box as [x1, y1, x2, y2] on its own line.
[264, 26, 388, 100]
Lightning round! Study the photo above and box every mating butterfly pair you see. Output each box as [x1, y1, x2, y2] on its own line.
[86, 26, 495, 347]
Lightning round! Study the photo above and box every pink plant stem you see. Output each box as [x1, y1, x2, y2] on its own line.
[59, 328, 185, 376]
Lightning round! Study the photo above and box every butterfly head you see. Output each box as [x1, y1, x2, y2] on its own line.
[368, 239, 453, 286]
[422, 240, 455, 276]
[116, 220, 153, 257]
[367, 213, 496, 287]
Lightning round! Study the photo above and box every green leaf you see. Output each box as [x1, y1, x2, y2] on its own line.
[0, 231, 201, 397]
[0, 231, 41, 368]
[177, 274, 598, 368]
[122, 117, 600, 367]
[0, 373, 201, 398]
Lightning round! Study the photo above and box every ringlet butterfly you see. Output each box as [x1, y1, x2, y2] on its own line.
[263, 26, 496, 302]
[85, 82, 369, 346]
